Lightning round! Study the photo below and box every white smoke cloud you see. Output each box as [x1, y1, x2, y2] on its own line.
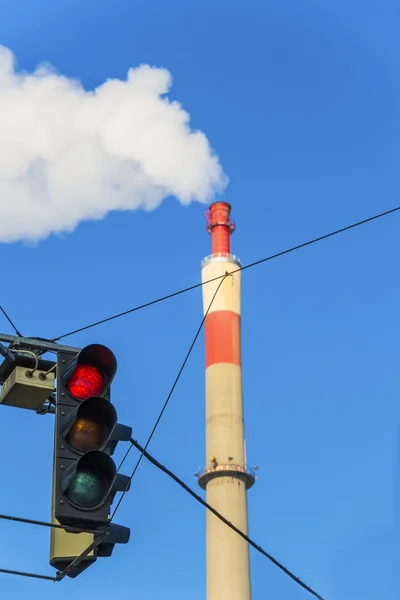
[0, 46, 227, 243]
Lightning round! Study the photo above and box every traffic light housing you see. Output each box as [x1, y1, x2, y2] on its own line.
[53, 343, 131, 534]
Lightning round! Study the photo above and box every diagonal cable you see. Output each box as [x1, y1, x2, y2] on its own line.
[50, 204, 400, 342]
[129, 437, 326, 600]
[110, 273, 228, 520]
[54, 274, 228, 582]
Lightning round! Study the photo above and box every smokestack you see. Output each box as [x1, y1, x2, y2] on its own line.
[198, 202, 254, 600]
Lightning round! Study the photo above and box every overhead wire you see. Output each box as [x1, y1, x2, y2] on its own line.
[54, 274, 228, 582]
[0, 568, 55, 582]
[129, 437, 326, 600]
[3, 204, 398, 590]
[0, 512, 103, 583]
[0, 279, 228, 581]
[111, 273, 228, 518]
[0, 437, 325, 597]
[50, 204, 400, 342]
[0, 513, 103, 535]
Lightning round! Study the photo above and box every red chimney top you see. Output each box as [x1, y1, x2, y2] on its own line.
[205, 201, 235, 255]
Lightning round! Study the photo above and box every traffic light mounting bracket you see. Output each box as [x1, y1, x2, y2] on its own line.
[0, 333, 80, 414]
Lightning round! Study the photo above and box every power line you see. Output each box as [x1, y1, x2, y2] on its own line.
[0, 568, 55, 582]
[110, 274, 228, 520]
[54, 275, 228, 582]
[0, 512, 103, 535]
[6, 204, 397, 589]
[0, 512, 105, 582]
[50, 204, 400, 342]
[129, 436, 325, 600]
[0, 305, 23, 337]
[0, 512, 102, 583]
[0, 437, 325, 596]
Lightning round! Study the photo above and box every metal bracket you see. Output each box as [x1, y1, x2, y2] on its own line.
[0, 333, 80, 355]
[53, 531, 110, 581]
[0, 342, 16, 361]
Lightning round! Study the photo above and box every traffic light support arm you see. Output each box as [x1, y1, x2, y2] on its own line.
[0, 512, 109, 583]
[0, 333, 80, 355]
[53, 531, 110, 581]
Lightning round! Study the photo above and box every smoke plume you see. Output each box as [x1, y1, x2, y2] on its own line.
[0, 46, 227, 243]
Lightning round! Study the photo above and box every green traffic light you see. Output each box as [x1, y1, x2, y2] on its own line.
[66, 469, 108, 508]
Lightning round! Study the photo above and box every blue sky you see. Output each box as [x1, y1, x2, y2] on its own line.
[0, 0, 399, 598]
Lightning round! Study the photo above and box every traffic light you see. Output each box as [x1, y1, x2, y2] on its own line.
[51, 343, 131, 576]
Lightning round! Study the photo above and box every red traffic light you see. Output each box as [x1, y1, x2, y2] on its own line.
[63, 344, 117, 401]
[67, 364, 104, 400]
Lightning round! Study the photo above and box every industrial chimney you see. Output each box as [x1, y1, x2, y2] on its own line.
[198, 202, 255, 600]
